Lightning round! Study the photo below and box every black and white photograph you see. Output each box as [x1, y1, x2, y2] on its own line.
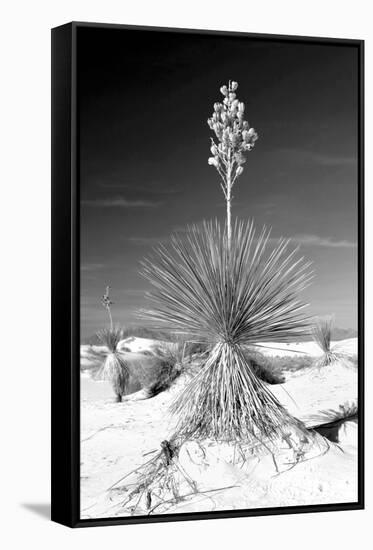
[2, 0, 372, 545]
[76, 24, 362, 521]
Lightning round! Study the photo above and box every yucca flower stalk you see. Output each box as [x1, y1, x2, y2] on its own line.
[208, 80, 258, 248]
[312, 317, 348, 368]
[102, 285, 114, 330]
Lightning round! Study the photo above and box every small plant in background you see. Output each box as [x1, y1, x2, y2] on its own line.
[89, 287, 130, 402]
[144, 342, 185, 396]
[183, 339, 210, 360]
[243, 348, 285, 385]
[95, 327, 129, 402]
[264, 354, 314, 376]
[312, 316, 350, 368]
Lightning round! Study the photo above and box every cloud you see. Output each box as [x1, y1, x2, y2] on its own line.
[98, 181, 182, 194]
[254, 201, 277, 210]
[276, 148, 357, 168]
[81, 262, 105, 272]
[122, 289, 147, 297]
[127, 223, 203, 246]
[312, 153, 357, 167]
[291, 234, 357, 248]
[171, 221, 208, 233]
[127, 236, 169, 246]
[128, 229, 357, 250]
[81, 197, 162, 208]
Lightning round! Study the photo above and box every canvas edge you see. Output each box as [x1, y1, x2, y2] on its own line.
[51, 21, 80, 528]
[51, 21, 365, 528]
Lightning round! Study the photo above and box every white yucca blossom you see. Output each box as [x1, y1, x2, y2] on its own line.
[207, 80, 258, 247]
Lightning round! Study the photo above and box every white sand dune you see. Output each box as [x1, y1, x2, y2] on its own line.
[118, 336, 160, 353]
[271, 362, 357, 428]
[80, 337, 358, 519]
[170, 429, 357, 514]
[252, 337, 358, 358]
[81, 337, 164, 371]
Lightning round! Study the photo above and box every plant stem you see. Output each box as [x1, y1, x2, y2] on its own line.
[227, 189, 231, 249]
[108, 307, 113, 331]
[226, 149, 232, 250]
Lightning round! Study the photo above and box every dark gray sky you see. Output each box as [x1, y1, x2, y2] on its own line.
[78, 26, 359, 339]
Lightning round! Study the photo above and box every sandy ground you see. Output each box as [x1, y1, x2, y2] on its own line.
[252, 337, 357, 358]
[80, 337, 358, 519]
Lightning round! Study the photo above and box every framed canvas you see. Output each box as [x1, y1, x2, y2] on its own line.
[51, 22, 364, 528]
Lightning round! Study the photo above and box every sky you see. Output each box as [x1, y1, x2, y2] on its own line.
[78, 26, 359, 339]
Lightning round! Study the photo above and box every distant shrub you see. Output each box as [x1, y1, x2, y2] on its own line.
[184, 340, 210, 358]
[242, 349, 314, 382]
[94, 328, 130, 402]
[132, 343, 185, 397]
[243, 348, 285, 384]
[81, 334, 104, 346]
[312, 317, 352, 368]
[146, 361, 181, 396]
[269, 353, 314, 373]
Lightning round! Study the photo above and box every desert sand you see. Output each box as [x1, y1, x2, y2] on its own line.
[80, 337, 358, 519]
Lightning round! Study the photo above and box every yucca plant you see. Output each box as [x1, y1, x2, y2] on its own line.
[312, 317, 349, 368]
[141, 219, 312, 441]
[94, 327, 129, 402]
[138, 81, 314, 443]
[86, 287, 130, 402]
[111, 81, 316, 515]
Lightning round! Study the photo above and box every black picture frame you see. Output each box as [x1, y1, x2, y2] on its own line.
[51, 21, 365, 528]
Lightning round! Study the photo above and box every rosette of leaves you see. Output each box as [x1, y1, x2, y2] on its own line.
[93, 327, 130, 402]
[312, 317, 351, 368]
[141, 220, 313, 442]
